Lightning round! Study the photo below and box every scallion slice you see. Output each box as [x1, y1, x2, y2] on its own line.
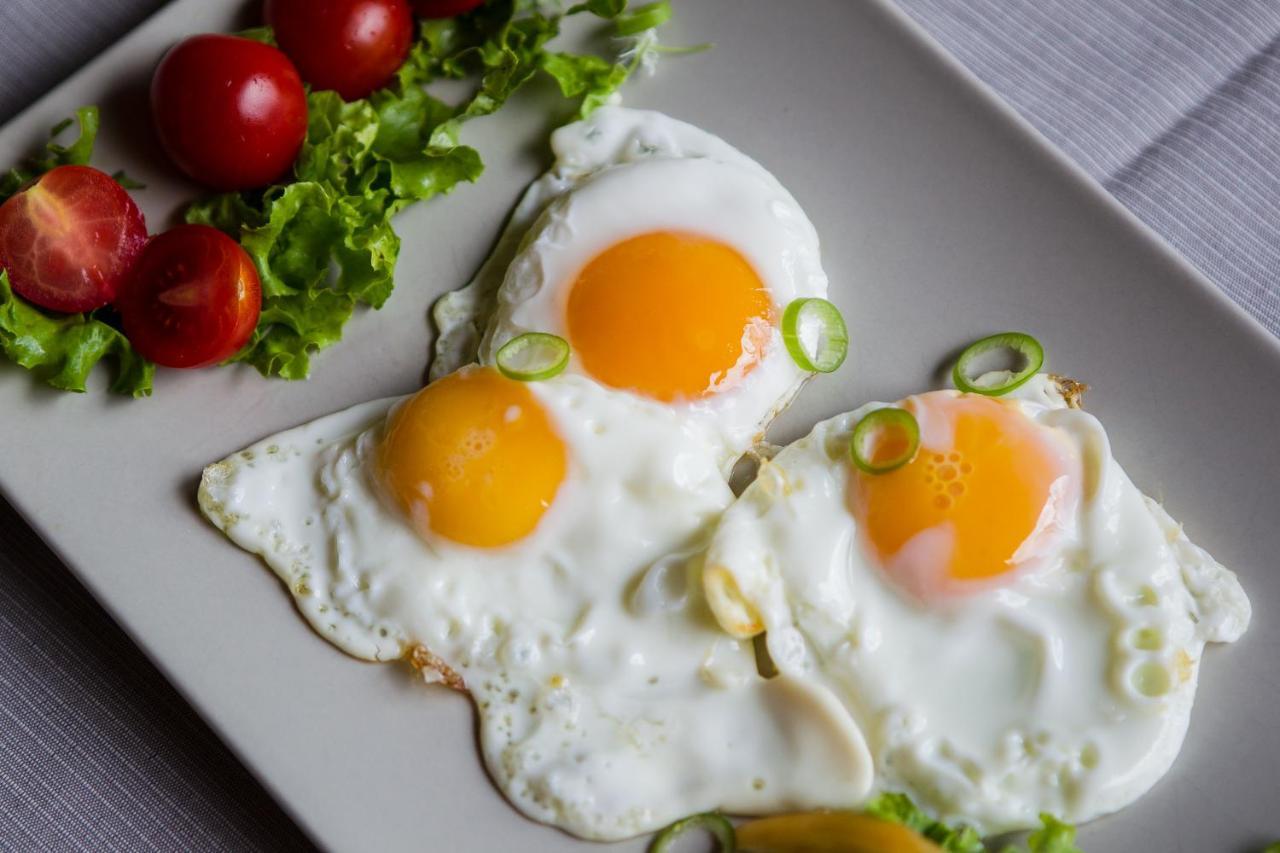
[850, 407, 920, 474]
[649, 812, 736, 853]
[495, 332, 570, 382]
[951, 332, 1044, 396]
[616, 0, 673, 36]
[781, 297, 849, 374]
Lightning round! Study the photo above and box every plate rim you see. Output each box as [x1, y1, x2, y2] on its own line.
[0, 0, 1276, 849]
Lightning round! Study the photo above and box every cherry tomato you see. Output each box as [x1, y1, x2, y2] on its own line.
[117, 225, 262, 369]
[0, 165, 147, 313]
[266, 0, 414, 101]
[151, 35, 308, 191]
[411, 0, 485, 18]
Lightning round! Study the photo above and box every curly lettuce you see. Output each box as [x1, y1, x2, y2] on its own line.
[865, 794, 987, 852]
[0, 272, 153, 396]
[0, 106, 143, 204]
[864, 794, 1084, 853]
[0, 107, 98, 203]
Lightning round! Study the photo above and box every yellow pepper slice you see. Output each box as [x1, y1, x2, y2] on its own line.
[736, 810, 943, 853]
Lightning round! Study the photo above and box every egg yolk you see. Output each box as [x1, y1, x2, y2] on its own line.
[850, 392, 1077, 597]
[377, 367, 567, 548]
[565, 231, 775, 402]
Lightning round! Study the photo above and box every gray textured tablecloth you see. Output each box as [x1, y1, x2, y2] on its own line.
[2, 1, 1278, 850]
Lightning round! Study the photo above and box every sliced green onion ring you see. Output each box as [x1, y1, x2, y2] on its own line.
[649, 812, 736, 853]
[616, 0, 673, 36]
[495, 332, 570, 382]
[952, 332, 1044, 396]
[781, 297, 849, 374]
[850, 407, 920, 475]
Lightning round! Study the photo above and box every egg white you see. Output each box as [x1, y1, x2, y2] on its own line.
[703, 374, 1251, 833]
[433, 106, 830, 462]
[199, 374, 872, 840]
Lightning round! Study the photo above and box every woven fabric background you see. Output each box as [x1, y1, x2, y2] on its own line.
[1, 0, 1277, 850]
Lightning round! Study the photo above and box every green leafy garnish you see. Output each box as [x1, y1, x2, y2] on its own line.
[189, 180, 399, 380]
[2, 106, 93, 203]
[865, 794, 1085, 853]
[615, 0, 672, 37]
[0, 106, 142, 204]
[1021, 814, 1084, 853]
[188, 0, 682, 382]
[0, 272, 153, 396]
[865, 793, 986, 852]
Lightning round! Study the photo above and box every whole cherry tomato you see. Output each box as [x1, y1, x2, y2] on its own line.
[151, 35, 308, 191]
[411, 0, 485, 18]
[0, 165, 147, 313]
[117, 225, 262, 368]
[266, 0, 414, 101]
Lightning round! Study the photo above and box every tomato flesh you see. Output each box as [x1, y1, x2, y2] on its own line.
[117, 225, 262, 369]
[411, 0, 485, 18]
[266, 0, 414, 101]
[151, 35, 308, 191]
[0, 165, 147, 314]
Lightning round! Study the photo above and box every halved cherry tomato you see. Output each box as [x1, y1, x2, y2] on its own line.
[151, 35, 308, 191]
[117, 225, 261, 368]
[0, 165, 147, 313]
[411, 0, 485, 18]
[266, 0, 414, 101]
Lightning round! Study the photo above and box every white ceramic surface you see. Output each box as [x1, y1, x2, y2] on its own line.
[1, 1, 1276, 850]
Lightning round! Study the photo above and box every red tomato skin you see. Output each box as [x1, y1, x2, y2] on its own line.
[151, 35, 308, 191]
[0, 165, 147, 313]
[117, 225, 262, 369]
[266, 0, 414, 101]
[411, 0, 485, 18]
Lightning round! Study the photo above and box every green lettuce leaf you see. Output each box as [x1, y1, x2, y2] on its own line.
[0, 106, 144, 203]
[569, 0, 626, 17]
[239, 182, 398, 307]
[864, 794, 1085, 853]
[187, 181, 399, 379]
[540, 50, 630, 117]
[1022, 814, 1084, 853]
[0, 106, 98, 203]
[865, 794, 986, 853]
[232, 288, 355, 381]
[237, 26, 277, 46]
[0, 272, 152, 396]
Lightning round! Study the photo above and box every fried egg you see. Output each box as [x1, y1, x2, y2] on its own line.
[433, 106, 829, 460]
[199, 367, 872, 840]
[704, 374, 1251, 833]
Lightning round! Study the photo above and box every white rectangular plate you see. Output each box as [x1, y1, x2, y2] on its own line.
[1, 1, 1277, 850]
